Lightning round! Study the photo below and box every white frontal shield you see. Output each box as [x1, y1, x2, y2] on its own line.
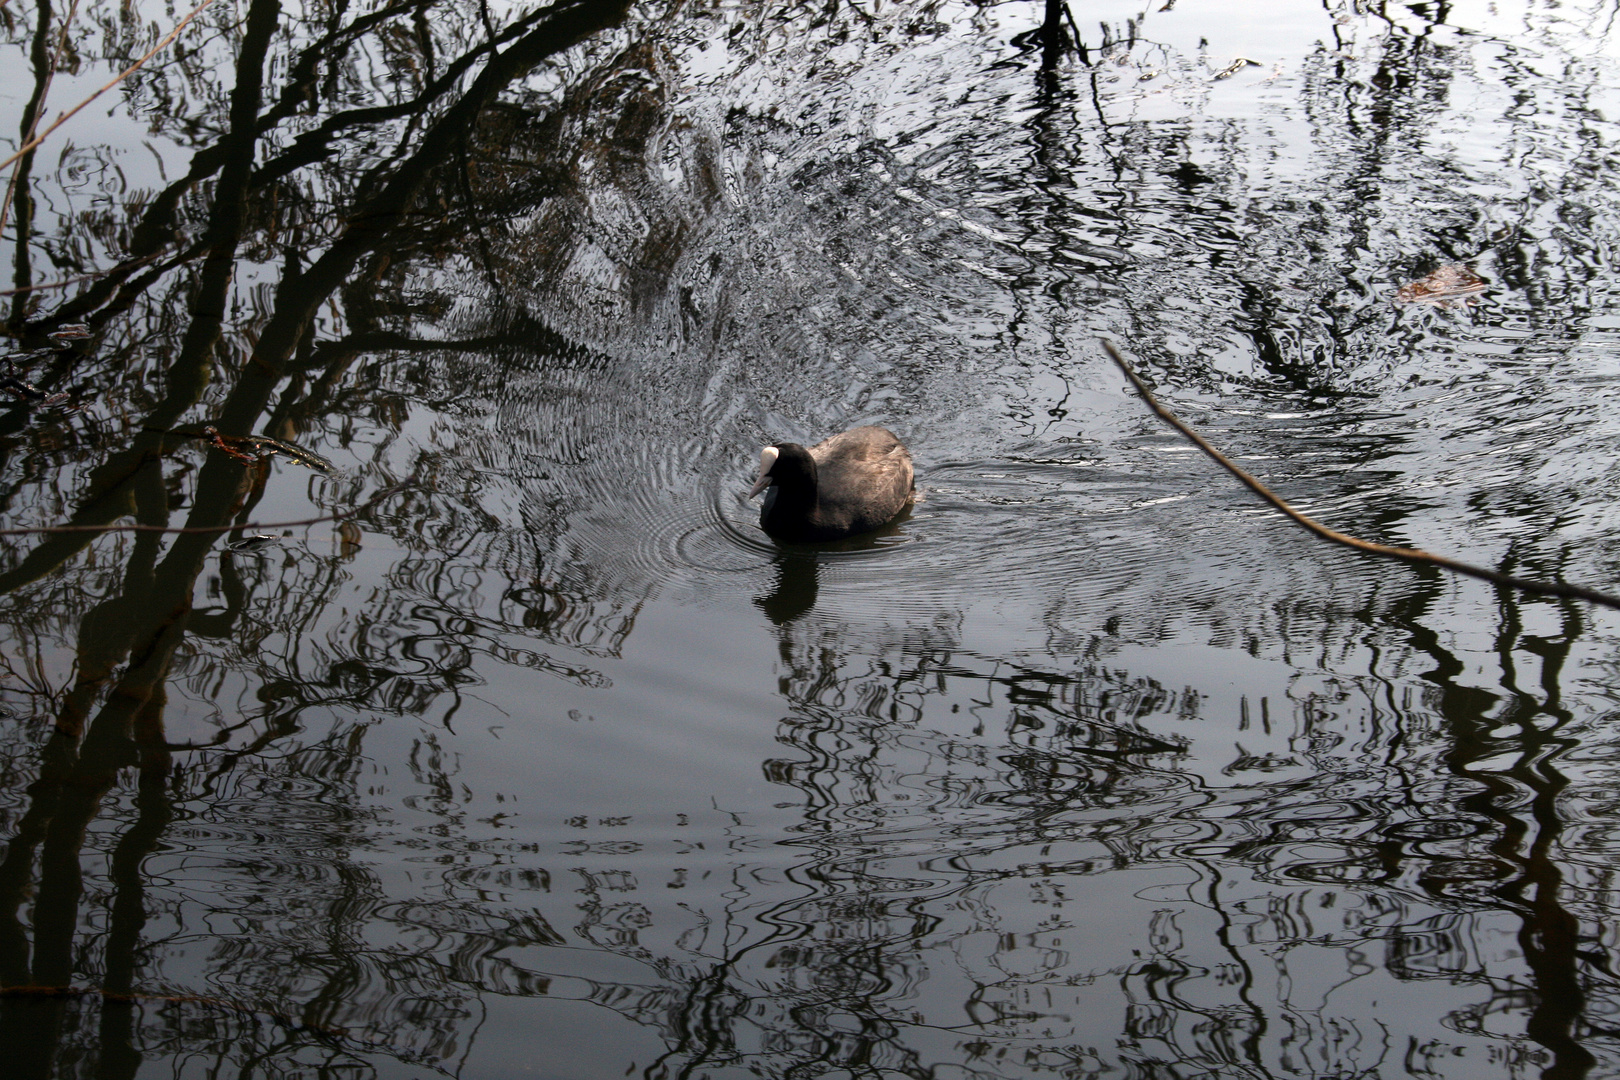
[746, 446, 780, 499]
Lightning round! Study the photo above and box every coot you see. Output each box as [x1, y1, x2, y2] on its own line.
[746, 425, 914, 542]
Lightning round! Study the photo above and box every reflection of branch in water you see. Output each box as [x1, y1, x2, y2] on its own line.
[0, 251, 167, 299]
[0, 0, 284, 595]
[0, 983, 443, 1070]
[1390, 578, 1599, 1076]
[0, 0, 223, 176]
[1101, 339, 1620, 612]
[4, 0, 77, 331]
[0, 476, 415, 538]
[1483, 589, 1593, 1077]
[0, 2, 636, 1069]
[1111, 854, 1277, 1077]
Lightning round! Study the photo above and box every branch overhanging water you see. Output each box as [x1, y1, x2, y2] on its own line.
[1100, 339, 1620, 612]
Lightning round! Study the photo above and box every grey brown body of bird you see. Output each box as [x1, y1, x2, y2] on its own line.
[746, 425, 914, 542]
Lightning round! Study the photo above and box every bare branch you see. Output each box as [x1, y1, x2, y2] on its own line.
[0, 477, 414, 538]
[0, 0, 81, 241]
[1100, 339, 1620, 611]
[0, 0, 222, 176]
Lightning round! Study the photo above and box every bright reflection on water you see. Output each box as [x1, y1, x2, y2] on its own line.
[5, 0, 1620, 1076]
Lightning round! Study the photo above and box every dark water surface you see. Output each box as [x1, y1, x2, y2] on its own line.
[5, 0, 1620, 1076]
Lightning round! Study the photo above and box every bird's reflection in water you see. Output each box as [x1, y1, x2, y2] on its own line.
[755, 552, 819, 625]
[751, 506, 913, 625]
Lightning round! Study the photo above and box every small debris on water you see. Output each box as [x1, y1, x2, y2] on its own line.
[204, 426, 260, 464]
[195, 425, 336, 472]
[47, 324, 92, 344]
[253, 435, 336, 474]
[0, 374, 48, 401]
[337, 520, 363, 559]
[1213, 57, 1262, 80]
[0, 358, 69, 405]
[1396, 264, 1487, 304]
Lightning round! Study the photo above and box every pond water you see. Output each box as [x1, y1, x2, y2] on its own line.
[5, 0, 1620, 1076]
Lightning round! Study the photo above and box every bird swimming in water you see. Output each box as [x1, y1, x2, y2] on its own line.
[746, 425, 914, 542]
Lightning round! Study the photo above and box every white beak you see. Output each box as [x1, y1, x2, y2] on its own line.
[746, 445, 779, 499]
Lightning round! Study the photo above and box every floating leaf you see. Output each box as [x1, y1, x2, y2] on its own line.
[1396, 264, 1486, 304]
[47, 324, 92, 344]
[1213, 57, 1261, 80]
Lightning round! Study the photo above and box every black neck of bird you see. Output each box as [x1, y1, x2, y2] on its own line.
[770, 444, 818, 497]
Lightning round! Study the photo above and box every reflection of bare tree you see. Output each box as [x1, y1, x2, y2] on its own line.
[1387, 574, 1604, 1079]
[5, 0, 56, 330]
[0, 0, 634, 1073]
[596, 8, 1620, 1073]
[2, 0, 1620, 1077]
[612, 587, 1204, 1078]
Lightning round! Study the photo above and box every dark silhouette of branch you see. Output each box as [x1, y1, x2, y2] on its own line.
[19, 2, 465, 334]
[1, 0, 80, 244]
[0, 477, 414, 538]
[1100, 339, 1620, 611]
[1040, 0, 1087, 69]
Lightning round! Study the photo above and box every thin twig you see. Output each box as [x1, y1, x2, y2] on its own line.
[1100, 339, 1620, 611]
[0, 0, 80, 242]
[0, 477, 414, 538]
[0, 0, 221, 176]
[0, 250, 165, 297]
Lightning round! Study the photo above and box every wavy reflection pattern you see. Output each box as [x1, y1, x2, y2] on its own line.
[2, 0, 1620, 1078]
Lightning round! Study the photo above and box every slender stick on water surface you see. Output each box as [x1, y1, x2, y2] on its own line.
[1100, 338, 1620, 612]
[0, 0, 222, 175]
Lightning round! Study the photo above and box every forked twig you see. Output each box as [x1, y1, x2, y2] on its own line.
[0, 0, 222, 176]
[0, 477, 414, 538]
[1100, 339, 1620, 611]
